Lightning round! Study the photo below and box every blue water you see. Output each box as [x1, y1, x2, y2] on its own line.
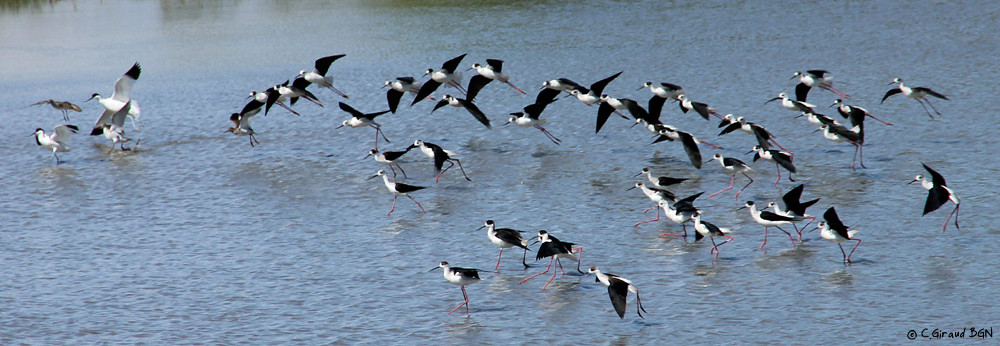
[1, 0, 998, 344]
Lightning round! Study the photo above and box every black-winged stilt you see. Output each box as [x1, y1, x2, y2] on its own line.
[364, 148, 410, 179]
[832, 99, 892, 126]
[33, 124, 79, 164]
[816, 123, 865, 170]
[814, 207, 861, 264]
[384, 77, 428, 113]
[717, 114, 789, 152]
[521, 230, 583, 290]
[629, 182, 677, 227]
[909, 163, 960, 232]
[749, 145, 795, 186]
[765, 92, 814, 113]
[31, 99, 82, 121]
[368, 169, 427, 216]
[87, 62, 141, 134]
[477, 220, 530, 270]
[692, 212, 734, 259]
[412, 53, 468, 105]
[882, 78, 948, 119]
[656, 192, 704, 237]
[432, 95, 492, 129]
[706, 154, 754, 199]
[298, 54, 349, 99]
[595, 95, 640, 133]
[408, 140, 471, 182]
[675, 94, 721, 120]
[430, 261, 482, 315]
[588, 266, 647, 319]
[278, 78, 323, 107]
[636, 167, 688, 189]
[770, 184, 820, 241]
[506, 86, 562, 144]
[792, 70, 849, 101]
[640, 81, 685, 122]
[568, 71, 623, 106]
[652, 126, 724, 169]
[336, 102, 391, 149]
[465, 59, 526, 101]
[740, 201, 797, 250]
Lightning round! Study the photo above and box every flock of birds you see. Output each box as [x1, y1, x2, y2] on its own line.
[29, 53, 962, 319]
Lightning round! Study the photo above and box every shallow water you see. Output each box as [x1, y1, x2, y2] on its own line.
[2, 0, 999, 344]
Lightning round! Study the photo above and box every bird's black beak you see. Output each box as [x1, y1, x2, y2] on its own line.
[907, 179, 918, 185]
[808, 226, 820, 233]
[475, 225, 487, 232]
[635, 86, 645, 91]
[632, 172, 644, 178]
[428, 266, 441, 272]
[367, 174, 379, 180]
[812, 128, 822, 134]
[626, 185, 638, 191]
[744, 149, 755, 155]
[737, 205, 748, 210]
[362, 153, 373, 160]
[764, 97, 781, 105]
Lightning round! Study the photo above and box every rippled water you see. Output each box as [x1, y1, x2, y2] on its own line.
[2, 0, 998, 344]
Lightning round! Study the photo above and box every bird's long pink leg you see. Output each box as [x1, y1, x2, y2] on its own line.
[708, 175, 736, 198]
[495, 249, 504, 270]
[776, 226, 796, 248]
[634, 206, 661, 227]
[407, 195, 426, 214]
[821, 85, 850, 99]
[505, 81, 527, 94]
[521, 258, 554, 284]
[735, 173, 754, 200]
[942, 204, 960, 232]
[699, 140, 723, 149]
[915, 99, 936, 120]
[448, 286, 470, 314]
[387, 196, 397, 216]
[452, 159, 472, 181]
[846, 239, 861, 263]
[759, 227, 769, 250]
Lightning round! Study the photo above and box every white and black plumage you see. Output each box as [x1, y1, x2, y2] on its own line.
[832, 99, 892, 126]
[277, 78, 323, 107]
[815, 207, 861, 264]
[33, 124, 79, 164]
[364, 148, 410, 179]
[909, 163, 960, 232]
[506, 87, 561, 144]
[88, 62, 141, 135]
[771, 184, 821, 241]
[31, 99, 82, 121]
[368, 169, 426, 216]
[407, 140, 471, 182]
[629, 181, 677, 227]
[101, 100, 135, 154]
[816, 123, 865, 171]
[430, 261, 482, 315]
[595, 95, 639, 133]
[706, 154, 754, 199]
[740, 201, 797, 250]
[432, 95, 491, 129]
[568, 71, 623, 106]
[635, 167, 688, 189]
[765, 92, 815, 114]
[227, 112, 259, 147]
[717, 114, 789, 152]
[691, 212, 734, 259]
[258, 87, 300, 117]
[520, 230, 582, 290]
[749, 145, 796, 186]
[298, 54, 349, 99]
[656, 191, 704, 237]
[336, 102, 391, 149]
[478, 220, 531, 270]
[882, 77, 949, 119]
[792, 70, 848, 102]
[675, 94, 721, 120]
[652, 126, 723, 169]
[466, 59, 526, 101]
[588, 266, 647, 319]
[383, 77, 427, 113]
[412, 53, 467, 106]
[639, 81, 685, 120]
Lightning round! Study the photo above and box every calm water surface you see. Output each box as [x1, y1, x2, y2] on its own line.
[1, 0, 999, 344]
